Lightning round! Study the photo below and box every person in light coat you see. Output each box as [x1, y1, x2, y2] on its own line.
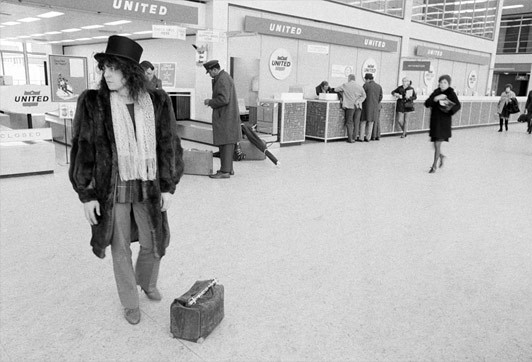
[334, 74, 366, 142]
[497, 84, 517, 132]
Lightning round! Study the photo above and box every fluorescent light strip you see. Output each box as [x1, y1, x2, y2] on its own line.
[117, 33, 132, 36]
[62, 28, 81, 33]
[81, 25, 104, 29]
[75, 38, 92, 41]
[31, 33, 45, 36]
[502, 5, 524, 10]
[133, 30, 152, 34]
[104, 20, 131, 26]
[18, 17, 40, 23]
[92, 36, 109, 39]
[44, 31, 62, 35]
[38, 11, 64, 18]
[2, 21, 20, 26]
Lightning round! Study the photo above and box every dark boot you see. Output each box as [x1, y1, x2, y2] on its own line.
[505, 119, 508, 131]
[498, 118, 503, 132]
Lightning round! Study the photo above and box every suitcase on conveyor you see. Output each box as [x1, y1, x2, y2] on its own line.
[170, 279, 224, 343]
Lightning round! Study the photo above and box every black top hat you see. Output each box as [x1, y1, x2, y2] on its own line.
[203, 60, 220, 73]
[94, 35, 143, 64]
[364, 73, 374, 80]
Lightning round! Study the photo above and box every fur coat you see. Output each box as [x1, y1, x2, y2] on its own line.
[424, 86, 461, 141]
[69, 89, 184, 259]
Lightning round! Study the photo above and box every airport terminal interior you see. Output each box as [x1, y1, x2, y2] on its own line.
[0, 0, 531, 361]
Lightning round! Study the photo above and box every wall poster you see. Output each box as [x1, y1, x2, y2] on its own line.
[49, 55, 88, 103]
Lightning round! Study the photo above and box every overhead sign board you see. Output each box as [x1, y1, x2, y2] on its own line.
[152, 25, 186, 40]
[245, 16, 398, 52]
[1, 0, 199, 25]
[403, 61, 431, 71]
[415, 46, 490, 65]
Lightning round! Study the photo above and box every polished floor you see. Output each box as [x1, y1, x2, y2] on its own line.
[1, 125, 531, 361]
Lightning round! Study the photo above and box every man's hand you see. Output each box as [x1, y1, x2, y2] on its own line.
[160, 192, 172, 212]
[84, 200, 100, 225]
[204, 99, 211, 106]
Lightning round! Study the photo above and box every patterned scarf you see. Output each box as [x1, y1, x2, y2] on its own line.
[110, 91, 157, 181]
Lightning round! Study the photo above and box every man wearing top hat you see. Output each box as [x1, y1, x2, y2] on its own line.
[69, 35, 184, 325]
[203, 60, 241, 179]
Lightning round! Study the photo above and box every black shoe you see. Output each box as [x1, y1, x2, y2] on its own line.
[142, 288, 162, 301]
[209, 171, 230, 179]
[498, 129, 502, 132]
[347, 139, 355, 143]
[356, 138, 363, 142]
[216, 169, 234, 175]
[364, 138, 369, 142]
[375, 138, 380, 141]
[429, 167, 436, 174]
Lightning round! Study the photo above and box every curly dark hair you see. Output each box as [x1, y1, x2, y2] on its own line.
[97, 55, 147, 102]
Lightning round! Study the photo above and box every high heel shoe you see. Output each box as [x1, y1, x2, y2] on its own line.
[429, 167, 436, 173]
[439, 155, 446, 168]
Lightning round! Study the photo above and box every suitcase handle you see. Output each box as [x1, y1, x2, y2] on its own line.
[186, 278, 218, 306]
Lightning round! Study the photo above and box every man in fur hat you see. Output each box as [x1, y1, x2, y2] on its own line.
[69, 35, 184, 325]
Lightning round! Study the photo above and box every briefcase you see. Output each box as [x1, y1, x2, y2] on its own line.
[170, 279, 224, 343]
[183, 149, 213, 176]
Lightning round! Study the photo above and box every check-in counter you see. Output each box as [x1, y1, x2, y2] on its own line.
[379, 95, 527, 135]
[305, 100, 346, 142]
[258, 99, 307, 145]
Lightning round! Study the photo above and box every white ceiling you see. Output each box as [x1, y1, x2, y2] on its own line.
[0, 1, 197, 46]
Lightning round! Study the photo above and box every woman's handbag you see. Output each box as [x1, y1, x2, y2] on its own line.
[517, 113, 528, 123]
[438, 99, 456, 113]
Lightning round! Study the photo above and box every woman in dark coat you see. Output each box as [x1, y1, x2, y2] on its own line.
[525, 89, 532, 134]
[392, 77, 417, 138]
[424, 74, 461, 173]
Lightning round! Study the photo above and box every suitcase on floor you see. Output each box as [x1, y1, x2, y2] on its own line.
[183, 149, 213, 176]
[170, 279, 224, 343]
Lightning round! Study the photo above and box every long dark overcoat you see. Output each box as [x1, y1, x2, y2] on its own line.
[69, 89, 184, 259]
[361, 80, 383, 122]
[208, 70, 241, 146]
[424, 86, 461, 141]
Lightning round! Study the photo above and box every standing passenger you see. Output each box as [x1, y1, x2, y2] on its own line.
[360, 73, 383, 142]
[140, 60, 163, 90]
[203, 60, 241, 178]
[334, 74, 366, 143]
[424, 74, 461, 174]
[69, 36, 184, 324]
[497, 84, 517, 132]
[392, 77, 417, 138]
[525, 89, 532, 134]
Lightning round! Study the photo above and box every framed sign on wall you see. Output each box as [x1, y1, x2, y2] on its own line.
[49, 55, 88, 103]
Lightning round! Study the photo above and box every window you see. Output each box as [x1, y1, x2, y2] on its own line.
[2, 52, 26, 85]
[330, 0, 405, 18]
[0, 40, 50, 85]
[412, 0, 498, 39]
[497, 14, 532, 54]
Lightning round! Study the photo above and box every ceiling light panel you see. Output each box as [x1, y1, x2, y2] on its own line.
[62, 28, 82, 33]
[18, 17, 40, 23]
[38, 11, 64, 18]
[81, 25, 104, 29]
[104, 20, 131, 26]
[2, 21, 21, 26]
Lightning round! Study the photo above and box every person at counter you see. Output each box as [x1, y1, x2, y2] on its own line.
[140, 60, 163, 90]
[497, 84, 516, 132]
[203, 60, 241, 179]
[361, 73, 383, 142]
[424, 74, 461, 174]
[334, 74, 366, 143]
[392, 77, 417, 138]
[69, 35, 184, 324]
[315, 81, 332, 96]
[525, 89, 532, 134]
